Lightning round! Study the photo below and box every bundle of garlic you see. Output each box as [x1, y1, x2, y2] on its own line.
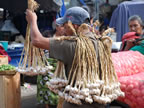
[46, 22, 124, 105]
[16, 0, 53, 76]
[46, 61, 68, 94]
[102, 28, 115, 36]
[92, 20, 100, 31]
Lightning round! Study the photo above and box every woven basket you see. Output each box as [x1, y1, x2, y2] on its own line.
[0, 70, 16, 75]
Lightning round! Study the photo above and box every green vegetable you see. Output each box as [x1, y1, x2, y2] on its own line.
[0, 64, 15, 71]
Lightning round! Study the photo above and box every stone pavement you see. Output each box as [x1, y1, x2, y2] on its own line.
[21, 83, 57, 108]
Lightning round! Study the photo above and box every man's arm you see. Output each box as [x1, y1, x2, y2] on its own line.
[26, 9, 50, 50]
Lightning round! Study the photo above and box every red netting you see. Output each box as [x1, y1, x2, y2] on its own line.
[112, 51, 144, 77]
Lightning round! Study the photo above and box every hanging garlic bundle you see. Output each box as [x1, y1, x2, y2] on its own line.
[91, 20, 101, 38]
[102, 28, 115, 36]
[46, 22, 124, 105]
[16, 0, 53, 76]
[93, 20, 101, 29]
[47, 61, 68, 94]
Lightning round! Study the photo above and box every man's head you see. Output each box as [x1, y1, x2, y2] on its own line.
[56, 6, 90, 36]
[128, 15, 143, 35]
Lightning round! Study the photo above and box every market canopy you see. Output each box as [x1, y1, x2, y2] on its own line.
[0, 0, 62, 13]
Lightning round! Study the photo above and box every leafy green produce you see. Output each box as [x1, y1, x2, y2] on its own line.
[0, 64, 15, 71]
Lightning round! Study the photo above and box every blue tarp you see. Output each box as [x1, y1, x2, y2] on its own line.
[60, 0, 66, 17]
[79, 0, 86, 6]
[109, 1, 144, 42]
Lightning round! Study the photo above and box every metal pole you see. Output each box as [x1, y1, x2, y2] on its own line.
[95, 0, 99, 21]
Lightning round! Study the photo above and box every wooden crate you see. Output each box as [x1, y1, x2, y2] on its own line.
[0, 72, 21, 108]
[0, 55, 8, 65]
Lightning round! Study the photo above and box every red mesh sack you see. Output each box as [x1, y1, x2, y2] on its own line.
[112, 51, 144, 77]
[118, 72, 144, 108]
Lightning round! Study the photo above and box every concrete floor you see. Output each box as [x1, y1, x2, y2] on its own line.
[21, 75, 56, 108]
[21, 84, 57, 108]
[21, 84, 38, 108]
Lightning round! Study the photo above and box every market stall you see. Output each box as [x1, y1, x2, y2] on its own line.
[0, 1, 63, 108]
[0, 56, 20, 108]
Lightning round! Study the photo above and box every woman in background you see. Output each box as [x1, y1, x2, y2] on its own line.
[37, 22, 64, 108]
[121, 15, 144, 54]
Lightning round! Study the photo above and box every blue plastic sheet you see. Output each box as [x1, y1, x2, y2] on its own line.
[109, 1, 144, 42]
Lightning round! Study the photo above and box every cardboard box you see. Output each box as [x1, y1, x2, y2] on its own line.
[0, 55, 8, 65]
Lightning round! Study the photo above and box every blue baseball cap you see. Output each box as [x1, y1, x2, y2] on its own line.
[56, 6, 90, 25]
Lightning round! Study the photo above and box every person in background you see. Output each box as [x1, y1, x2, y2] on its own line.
[26, 6, 106, 108]
[37, 22, 64, 108]
[121, 15, 144, 54]
[54, 23, 65, 37]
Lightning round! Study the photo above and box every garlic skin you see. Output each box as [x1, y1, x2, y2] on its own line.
[75, 94, 85, 100]
[58, 92, 64, 98]
[33, 69, 37, 73]
[89, 89, 100, 95]
[85, 96, 93, 104]
[65, 85, 71, 91]
[47, 65, 53, 70]
[120, 92, 125, 97]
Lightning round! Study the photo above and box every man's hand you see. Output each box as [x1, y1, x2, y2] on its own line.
[25, 9, 50, 50]
[26, 9, 37, 25]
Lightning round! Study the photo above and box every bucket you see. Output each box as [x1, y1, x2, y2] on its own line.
[0, 41, 8, 51]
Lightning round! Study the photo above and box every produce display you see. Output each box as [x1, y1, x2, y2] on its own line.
[118, 72, 144, 108]
[0, 64, 16, 75]
[0, 64, 15, 71]
[111, 51, 144, 108]
[47, 22, 124, 105]
[112, 51, 144, 77]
